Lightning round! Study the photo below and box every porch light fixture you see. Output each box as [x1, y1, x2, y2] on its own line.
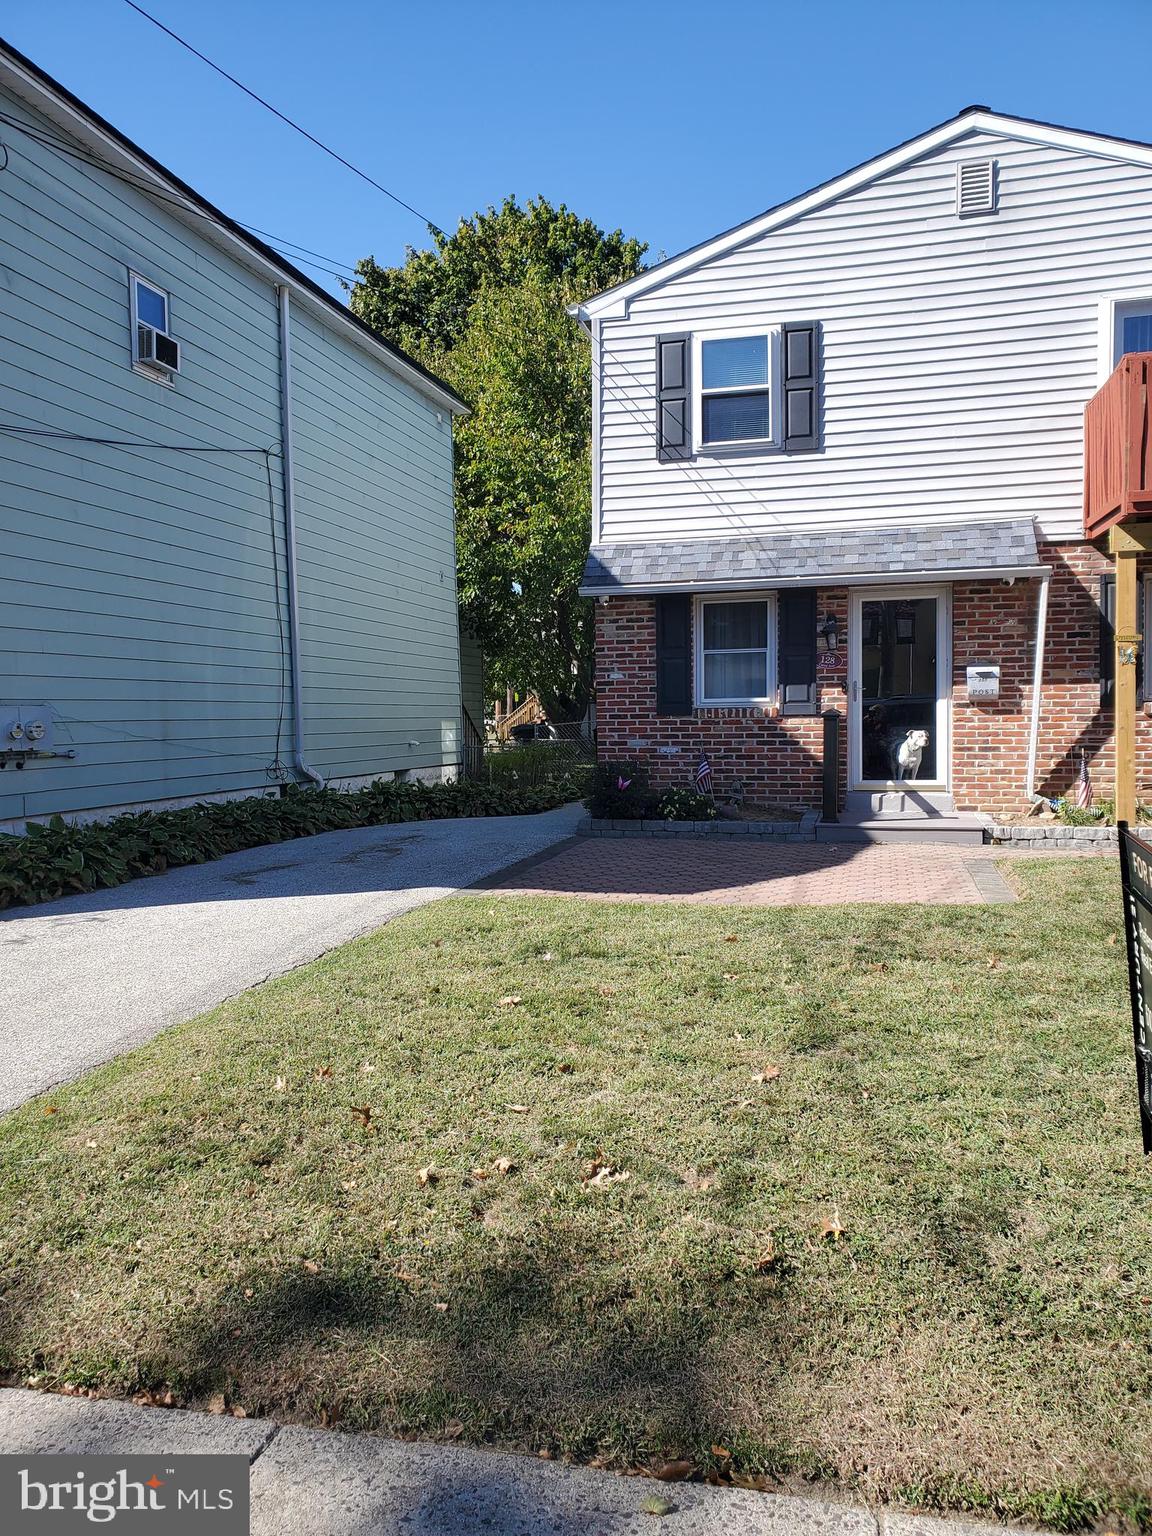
[817, 612, 839, 652]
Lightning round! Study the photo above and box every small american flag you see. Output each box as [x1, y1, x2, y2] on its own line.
[1075, 749, 1093, 810]
[694, 753, 714, 797]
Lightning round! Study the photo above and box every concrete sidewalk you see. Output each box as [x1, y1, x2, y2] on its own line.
[0, 804, 582, 1114]
[0, 1388, 1010, 1536]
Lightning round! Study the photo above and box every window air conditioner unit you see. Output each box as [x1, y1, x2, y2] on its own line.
[137, 324, 181, 373]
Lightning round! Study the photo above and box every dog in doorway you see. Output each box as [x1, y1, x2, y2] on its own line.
[891, 728, 929, 781]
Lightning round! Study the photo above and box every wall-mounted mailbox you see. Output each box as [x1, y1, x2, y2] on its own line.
[966, 665, 1001, 702]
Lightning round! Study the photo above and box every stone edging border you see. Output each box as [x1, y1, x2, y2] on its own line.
[580, 815, 1120, 847]
[983, 823, 1118, 847]
[579, 813, 819, 840]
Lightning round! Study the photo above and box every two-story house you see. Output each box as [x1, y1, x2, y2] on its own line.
[573, 106, 1152, 834]
[0, 39, 474, 831]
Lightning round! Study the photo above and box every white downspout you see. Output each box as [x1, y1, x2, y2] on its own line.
[277, 283, 325, 788]
[1025, 568, 1051, 800]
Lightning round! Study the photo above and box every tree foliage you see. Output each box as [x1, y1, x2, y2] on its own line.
[351, 197, 646, 719]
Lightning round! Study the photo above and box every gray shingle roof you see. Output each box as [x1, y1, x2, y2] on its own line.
[580, 519, 1042, 593]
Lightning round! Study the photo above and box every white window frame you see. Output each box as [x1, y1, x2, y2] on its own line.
[692, 327, 782, 453]
[129, 270, 175, 384]
[694, 592, 777, 707]
[1098, 293, 1152, 383]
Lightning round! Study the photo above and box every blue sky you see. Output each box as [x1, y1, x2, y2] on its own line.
[5, 0, 1152, 298]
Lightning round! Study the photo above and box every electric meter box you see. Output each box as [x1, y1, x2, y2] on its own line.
[1, 705, 54, 755]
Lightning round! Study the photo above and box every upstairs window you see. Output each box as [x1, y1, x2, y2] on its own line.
[130, 272, 180, 380]
[696, 596, 775, 704]
[698, 333, 776, 447]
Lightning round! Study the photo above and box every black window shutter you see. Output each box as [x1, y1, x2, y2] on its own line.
[1100, 575, 1115, 709]
[655, 594, 693, 714]
[781, 322, 821, 452]
[778, 590, 817, 712]
[656, 335, 691, 461]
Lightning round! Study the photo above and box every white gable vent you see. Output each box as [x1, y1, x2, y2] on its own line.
[957, 159, 998, 217]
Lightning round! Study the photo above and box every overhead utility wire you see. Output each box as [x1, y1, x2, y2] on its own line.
[0, 110, 362, 285]
[122, 0, 442, 232]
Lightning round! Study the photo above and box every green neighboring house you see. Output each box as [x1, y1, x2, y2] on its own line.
[0, 40, 470, 830]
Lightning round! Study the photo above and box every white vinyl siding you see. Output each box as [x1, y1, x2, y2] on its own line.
[596, 129, 1152, 546]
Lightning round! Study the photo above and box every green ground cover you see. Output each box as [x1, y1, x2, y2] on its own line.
[0, 858, 1147, 1527]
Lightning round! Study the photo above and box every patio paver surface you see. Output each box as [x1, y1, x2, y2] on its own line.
[477, 835, 1104, 906]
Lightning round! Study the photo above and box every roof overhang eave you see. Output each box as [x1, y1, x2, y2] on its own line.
[580, 563, 1050, 598]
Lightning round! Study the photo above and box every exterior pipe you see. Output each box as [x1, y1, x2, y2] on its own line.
[1025, 567, 1051, 800]
[277, 284, 325, 789]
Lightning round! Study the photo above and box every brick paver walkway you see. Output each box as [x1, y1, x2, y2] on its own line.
[479, 836, 1034, 906]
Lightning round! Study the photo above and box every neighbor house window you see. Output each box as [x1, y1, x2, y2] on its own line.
[697, 333, 777, 447]
[130, 272, 179, 379]
[696, 596, 775, 704]
[1109, 298, 1152, 367]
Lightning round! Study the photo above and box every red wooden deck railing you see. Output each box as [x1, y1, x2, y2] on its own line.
[1084, 351, 1152, 538]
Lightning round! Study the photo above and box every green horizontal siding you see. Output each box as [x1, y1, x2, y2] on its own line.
[0, 80, 459, 823]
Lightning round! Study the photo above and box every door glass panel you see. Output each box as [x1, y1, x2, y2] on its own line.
[860, 598, 938, 781]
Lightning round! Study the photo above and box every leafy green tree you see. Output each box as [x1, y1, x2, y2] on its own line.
[351, 197, 646, 719]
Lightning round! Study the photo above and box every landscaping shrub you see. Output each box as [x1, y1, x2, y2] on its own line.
[657, 786, 718, 821]
[586, 759, 659, 820]
[484, 742, 593, 797]
[0, 777, 579, 910]
[586, 763, 719, 822]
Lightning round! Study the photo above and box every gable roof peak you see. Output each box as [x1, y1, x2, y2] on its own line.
[574, 104, 1152, 322]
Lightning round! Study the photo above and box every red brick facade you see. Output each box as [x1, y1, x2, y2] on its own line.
[593, 539, 1152, 817]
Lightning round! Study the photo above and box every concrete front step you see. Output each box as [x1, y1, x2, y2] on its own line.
[843, 789, 956, 818]
[817, 814, 986, 846]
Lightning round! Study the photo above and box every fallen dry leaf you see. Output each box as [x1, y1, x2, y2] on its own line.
[43, 1105, 58, 1116]
[652, 1460, 695, 1482]
[206, 1393, 227, 1415]
[711, 1444, 731, 1460]
[752, 1065, 781, 1083]
[85, 1139, 98, 1149]
[360, 1061, 377, 1074]
[443, 1418, 465, 1438]
[470, 1167, 491, 1181]
[231, 1406, 247, 1419]
[497, 995, 523, 1008]
[417, 1166, 438, 1187]
[505, 1103, 530, 1114]
[493, 1156, 517, 1176]
[986, 955, 1001, 970]
[274, 1076, 287, 1093]
[432, 1301, 449, 1312]
[755, 1237, 777, 1272]
[641, 1493, 676, 1516]
[350, 1104, 373, 1130]
[588, 1165, 630, 1188]
[723, 972, 738, 981]
[820, 1212, 846, 1242]
[723, 935, 739, 943]
[314, 1066, 333, 1080]
[302, 1259, 321, 1273]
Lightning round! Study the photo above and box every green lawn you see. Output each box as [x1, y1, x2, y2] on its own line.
[1, 860, 1149, 1528]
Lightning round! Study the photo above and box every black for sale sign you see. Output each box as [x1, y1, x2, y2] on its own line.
[1117, 825, 1152, 1153]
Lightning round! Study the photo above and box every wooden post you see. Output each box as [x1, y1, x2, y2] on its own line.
[1109, 523, 1152, 824]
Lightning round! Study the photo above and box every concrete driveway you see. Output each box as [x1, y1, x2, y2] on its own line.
[0, 804, 582, 1114]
